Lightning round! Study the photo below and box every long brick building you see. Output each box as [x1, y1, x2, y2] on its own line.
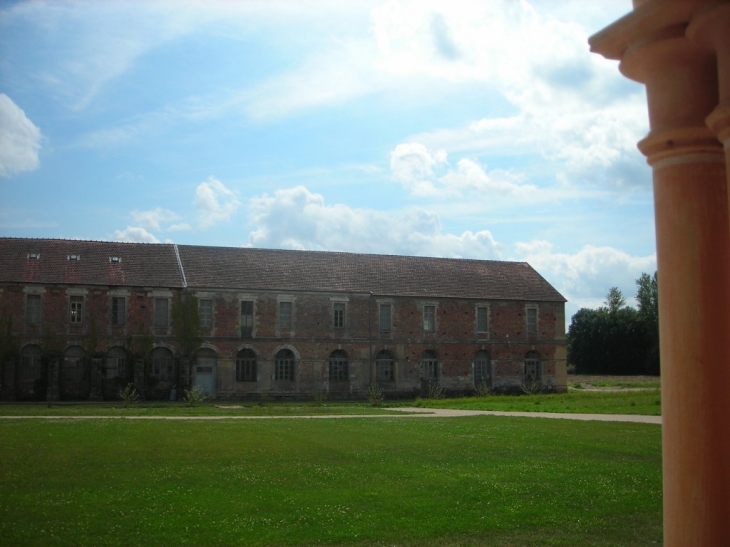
[0, 238, 567, 401]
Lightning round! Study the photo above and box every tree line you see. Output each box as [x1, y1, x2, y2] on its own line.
[567, 272, 659, 376]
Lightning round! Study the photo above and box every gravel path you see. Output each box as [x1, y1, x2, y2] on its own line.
[0, 408, 661, 424]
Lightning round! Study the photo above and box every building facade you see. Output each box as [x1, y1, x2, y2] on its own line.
[0, 238, 567, 401]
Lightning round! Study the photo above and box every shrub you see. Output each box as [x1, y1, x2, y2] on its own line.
[366, 384, 384, 407]
[475, 381, 493, 397]
[118, 383, 139, 408]
[521, 380, 544, 395]
[183, 385, 208, 407]
[424, 381, 443, 400]
[311, 391, 327, 407]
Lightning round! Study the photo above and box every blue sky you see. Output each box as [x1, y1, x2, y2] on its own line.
[0, 0, 656, 324]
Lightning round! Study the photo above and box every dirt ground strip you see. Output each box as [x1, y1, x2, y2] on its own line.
[0, 408, 662, 424]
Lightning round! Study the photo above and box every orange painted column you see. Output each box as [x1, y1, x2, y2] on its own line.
[592, 7, 730, 545]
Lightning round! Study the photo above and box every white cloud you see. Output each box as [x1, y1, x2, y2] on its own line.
[112, 226, 160, 243]
[513, 239, 656, 320]
[0, 94, 42, 177]
[130, 208, 181, 231]
[194, 177, 241, 228]
[248, 185, 503, 259]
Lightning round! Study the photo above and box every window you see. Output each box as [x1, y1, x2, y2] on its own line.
[275, 349, 295, 381]
[422, 350, 438, 379]
[63, 346, 86, 383]
[379, 304, 391, 332]
[106, 346, 128, 379]
[476, 306, 489, 333]
[236, 349, 257, 382]
[70, 296, 84, 325]
[26, 294, 41, 325]
[526, 307, 538, 335]
[474, 350, 491, 384]
[20, 345, 42, 386]
[111, 297, 126, 327]
[199, 299, 213, 329]
[241, 301, 254, 338]
[154, 298, 169, 328]
[279, 301, 293, 330]
[524, 351, 542, 384]
[151, 347, 175, 381]
[333, 303, 345, 329]
[328, 350, 349, 381]
[423, 305, 435, 332]
[27, 253, 40, 260]
[375, 350, 395, 382]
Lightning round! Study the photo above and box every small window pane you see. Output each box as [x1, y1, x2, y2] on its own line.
[476, 307, 488, 333]
[422, 350, 438, 379]
[375, 350, 394, 381]
[279, 301, 293, 330]
[328, 349, 348, 381]
[275, 349, 295, 380]
[236, 349, 257, 382]
[526, 307, 538, 334]
[333, 303, 345, 329]
[241, 301, 254, 338]
[199, 299, 213, 329]
[70, 296, 83, 325]
[423, 305, 435, 332]
[26, 294, 41, 325]
[154, 298, 169, 328]
[379, 304, 391, 332]
[111, 297, 126, 326]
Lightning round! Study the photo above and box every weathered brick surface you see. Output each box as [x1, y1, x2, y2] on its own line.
[0, 239, 566, 401]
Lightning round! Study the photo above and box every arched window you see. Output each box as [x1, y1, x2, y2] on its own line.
[474, 350, 491, 384]
[236, 349, 257, 382]
[422, 350, 439, 379]
[375, 350, 395, 382]
[20, 345, 42, 389]
[275, 349, 295, 381]
[106, 346, 127, 379]
[151, 347, 175, 381]
[328, 349, 349, 382]
[524, 350, 542, 384]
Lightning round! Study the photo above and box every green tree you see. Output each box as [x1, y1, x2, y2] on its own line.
[172, 292, 202, 359]
[604, 287, 626, 313]
[636, 272, 660, 375]
[568, 281, 658, 376]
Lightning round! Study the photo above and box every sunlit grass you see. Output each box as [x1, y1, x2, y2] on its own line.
[0, 417, 661, 546]
[411, 389, 662, 415]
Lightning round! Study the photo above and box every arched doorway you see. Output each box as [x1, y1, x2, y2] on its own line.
[194, 348, 218, 398]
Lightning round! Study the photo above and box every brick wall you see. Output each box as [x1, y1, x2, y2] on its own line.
[0, 283, 566, 400]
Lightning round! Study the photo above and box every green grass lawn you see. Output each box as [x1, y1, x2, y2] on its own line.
[0, 401, 404, 417]
[0, 416, 662, 547]
[410, 389, 662, 416]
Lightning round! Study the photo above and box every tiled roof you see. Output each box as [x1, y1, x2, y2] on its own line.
[176, 245, 565, 302]
[0, 238, 185, 288]
[0, 238, 565, 302]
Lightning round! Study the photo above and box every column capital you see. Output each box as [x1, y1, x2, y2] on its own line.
[639, 127, 723, 167]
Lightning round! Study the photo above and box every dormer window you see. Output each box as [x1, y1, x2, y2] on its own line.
[68, 254, 80, 261]
[109, 256, 121, 263]
[27, 253, 40, 260]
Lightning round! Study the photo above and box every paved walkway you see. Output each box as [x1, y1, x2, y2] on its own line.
[0, 407, 662, 424]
